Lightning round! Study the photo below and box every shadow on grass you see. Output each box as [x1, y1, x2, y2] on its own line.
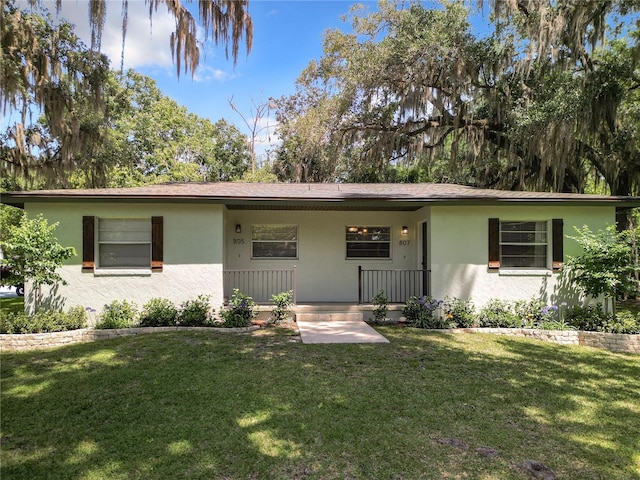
[0, 296, 24, 315]
[1, 327, 639, 479]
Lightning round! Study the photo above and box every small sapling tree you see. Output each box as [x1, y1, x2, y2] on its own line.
[564, 225, 638, 316]
[0, 214, 75, 311]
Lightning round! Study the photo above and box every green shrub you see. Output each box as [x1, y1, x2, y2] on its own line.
[564, 304, 640, 334]
[179, 295, 213, 327]
[370, 291, 389, 324]
[513, 298, 560, 328]
[0, 311, 32, 334]
[0, 306, 87, 334]
[606, 311, 640, 334]
[96, 300, 138, 329]
[565, 304, 610, 332]
[140, 298, 178, 327]
[443, 297, 476, 327]
[220, 289, 257, 328]
[269, 290, 293, 325]
[403, 296, 446, 328]
[64, 306, 89, 330]
[477, 299, 520, 328]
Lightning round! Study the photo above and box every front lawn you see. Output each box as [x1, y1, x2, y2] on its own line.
[0, 296, 23, 315]
[1, 328, 639, 479]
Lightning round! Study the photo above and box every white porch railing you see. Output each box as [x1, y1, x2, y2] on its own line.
[223, 268, 296, 304]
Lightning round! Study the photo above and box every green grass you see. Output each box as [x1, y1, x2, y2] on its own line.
[1, 327, 639, 479]
[0, 296, 23, 315]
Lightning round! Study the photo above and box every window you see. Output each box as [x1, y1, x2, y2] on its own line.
[346, 226, 391, 258]
[500, 221, 548, 268]
[252, 225, 297, 258]
[98, 219, 152, 268]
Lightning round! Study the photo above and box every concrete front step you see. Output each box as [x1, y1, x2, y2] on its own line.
[295, 312, 364, 323]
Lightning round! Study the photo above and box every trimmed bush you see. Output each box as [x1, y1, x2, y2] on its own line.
[96, 300, 138, 329]
[220, 289, 257, 328]
[179, 295, 213, 327]
[65, 306, 89, 330]
[0, 306, 87, 334]
[443, 297, 476, 327]
[140, 298, 178, 327]
[477, 299, 520, 328]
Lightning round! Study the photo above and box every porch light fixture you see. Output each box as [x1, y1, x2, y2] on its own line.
[235, 224, 242, 233]
[401, 226, 409, 235]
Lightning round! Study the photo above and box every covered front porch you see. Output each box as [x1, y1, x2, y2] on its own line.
[223, 205, 431, 305]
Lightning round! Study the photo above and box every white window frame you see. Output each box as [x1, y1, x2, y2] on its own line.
[345, 226, 391, 259]
[251, 224, 298, 259]
[97, 218, 152, 269]
[499, 221, 548, 269]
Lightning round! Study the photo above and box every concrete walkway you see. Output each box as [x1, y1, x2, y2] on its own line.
[296, 318, 389, 344]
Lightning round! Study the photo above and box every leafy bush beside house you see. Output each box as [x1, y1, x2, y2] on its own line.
[0, 306, 87, 334]
[96, 300, 138, 329]
[0, 214, 75, 312]
[269, 290, 293, 325]
[179, 295, 213, 327]
[564, 224, 639, 315]
[369, 291, 389, 325]
[220, 289, 257, 328]
[139, 297, 179, 327]
[403, 296, 446, 328]
[442, 296, 476, 327]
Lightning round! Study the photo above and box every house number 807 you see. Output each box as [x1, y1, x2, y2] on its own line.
[399, 240, 410, 246]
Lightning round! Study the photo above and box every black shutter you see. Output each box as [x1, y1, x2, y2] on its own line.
[82, 216, 95, 271]
[552, 219, 563, 271]
[151, 216, 163, 271]
[488, 218, 500, 269]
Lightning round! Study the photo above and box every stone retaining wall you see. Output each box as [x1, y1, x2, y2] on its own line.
[0, 326, 259, 352]
[1, 326, 638, 353]
[445, 328, 639, 354]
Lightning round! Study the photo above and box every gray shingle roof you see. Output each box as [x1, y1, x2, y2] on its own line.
[2, 182, 638, 208]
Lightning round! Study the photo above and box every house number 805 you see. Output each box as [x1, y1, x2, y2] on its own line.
[399, 240, 410, 246]
[233, 238, 245, 245]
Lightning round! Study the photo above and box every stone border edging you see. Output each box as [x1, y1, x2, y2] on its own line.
[0, 325, 260, 352]
[1, 325, 638, 353]
[427, 327, 639, 354]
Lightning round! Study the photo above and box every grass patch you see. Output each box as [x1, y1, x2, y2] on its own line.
[0, 296, 23, 315]
[1, 328, 639, 479]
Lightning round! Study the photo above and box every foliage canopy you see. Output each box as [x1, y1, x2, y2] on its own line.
[272, 0, 640, 197]
[1, 0, 252, 189]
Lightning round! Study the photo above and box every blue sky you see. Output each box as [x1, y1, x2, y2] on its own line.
[10, 1, 488, 159]
[36, 0, 386, 159]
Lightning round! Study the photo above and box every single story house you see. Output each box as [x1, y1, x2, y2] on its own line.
[2, 182, 639, 316]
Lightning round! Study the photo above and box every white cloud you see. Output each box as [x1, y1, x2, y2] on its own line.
[253, 116, 280, 147]
[45, 0, 176, 70]
[192, 64, 238, 83]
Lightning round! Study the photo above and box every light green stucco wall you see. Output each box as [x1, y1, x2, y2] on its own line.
[225, 209, 420, 302]
[21, 199, 618, 313]
[24, 202, 224, 317]
[429, 204, 615, 306]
